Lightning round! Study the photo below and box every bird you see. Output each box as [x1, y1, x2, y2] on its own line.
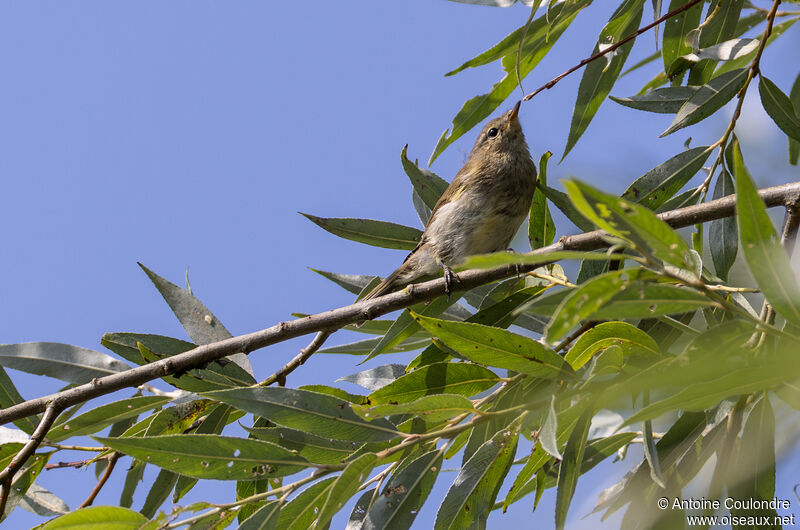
[363, 100, 537, 301]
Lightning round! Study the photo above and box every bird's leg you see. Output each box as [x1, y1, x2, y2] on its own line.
[442, 264, 462, 297]
[507, 248, 522, 278]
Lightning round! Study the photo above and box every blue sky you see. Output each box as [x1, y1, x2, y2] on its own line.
[1, 1, 799, 528]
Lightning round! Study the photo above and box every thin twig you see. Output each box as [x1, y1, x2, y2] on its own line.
[0, 405, 60, 514]
[258, 330, 334, 387]
[0, 183, 798, 427]
[698, 0, 782, 198]
[166, 471, 324, 528]
[78, 452, 120, 508]
[522, 0, 704, 101]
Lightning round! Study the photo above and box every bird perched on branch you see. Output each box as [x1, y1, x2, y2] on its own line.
[363, 101, 537, 300]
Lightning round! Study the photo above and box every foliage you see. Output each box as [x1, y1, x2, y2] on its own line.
[2, 1, 800, 528]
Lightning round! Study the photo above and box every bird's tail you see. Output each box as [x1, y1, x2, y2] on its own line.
[361, 265, 408, 301]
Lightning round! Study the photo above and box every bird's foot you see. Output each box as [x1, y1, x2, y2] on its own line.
[443, 265, 462, 297]
[506, 248, 522, 278]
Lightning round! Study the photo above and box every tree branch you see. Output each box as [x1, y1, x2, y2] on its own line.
[78, 452, 120, 509]
[0, 182, 798, 427]
[0, 405, 60, 514]
[522, 0, 704, 101]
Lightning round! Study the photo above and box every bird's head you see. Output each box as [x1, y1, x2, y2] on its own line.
[468, 100, 528, 160]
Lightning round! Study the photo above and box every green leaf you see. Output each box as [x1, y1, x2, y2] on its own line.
[688, 0, 745, 85]
[366, 296, 457, 359]
[430, 1, 588, 164]
[412, 313, 571, 379]
[620, 146, 711, 209]
[245, 426, 381, 466]
[173, 403, 234, 502]
[337, 364, 405, 391]
[3, 452, 50, 520]
[538, 183, 595, 232]
[39, 506, 149, 529]
[621, 354, 800, 425]
[546, 268, 649, 342]
[320, 336, 432, 356]
[732, 395, 775, 506]
[709, 168, 737, 280]
[369, 362, 500, 405]
[138, 263, 252, 374]
[563, 0, 644, 159]
[362, 449, 443, 530]
[401, 145, 448, 211]
[731, 137, 800, 326]
[655, 185, 701, 213]
[565, 179, 694, 270]
[276, 478, 335, 530]
[759, 76, 800, 142]
[300, 213, 422, 251]
[0, 342, 130, 385]
[642, 412, 665, 488]
[0, 366, 39, 434]
[460, 249, 630, 271]
[48, 395, 171, 443]
[610, 86, 699, 114]
[588, 283, 715, 320]
[120, 461, 145, 508]
[435, 427, 519, 530]
[239, 501, 281, 530]
[96, 434, 312, 480]
[354, 394, 475, 424]
[140, 468, 177, 518]
[565, 321, 660, 370]
[109, 334, 254, 392]
[668, 38, 759, 79]
[539, 395, 562, 459]
[715, 17, 799, 76]
[503, 431, 637, 509]
[661, 0, 702, 74]
[790, 72, 800, 165]
[661, 68, 748, 137]
[309, 268, 377, 295]
[555, 406, 593, 530]
[204, 387, 400, 442]
[315, 453, 378, 528]
[529, 151, 554, 249]
[596, 411, 706, 518]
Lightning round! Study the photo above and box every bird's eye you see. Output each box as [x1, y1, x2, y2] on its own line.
[487, 127, 499, 138]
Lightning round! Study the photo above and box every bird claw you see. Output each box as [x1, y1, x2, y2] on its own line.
[443, 265, 462, 297]
[506, 248, 522, 278]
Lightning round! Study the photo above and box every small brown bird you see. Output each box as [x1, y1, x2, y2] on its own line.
[364, 101, 537, 300]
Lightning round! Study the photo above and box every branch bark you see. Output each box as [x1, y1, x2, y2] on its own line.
[0, 182, 798, 427]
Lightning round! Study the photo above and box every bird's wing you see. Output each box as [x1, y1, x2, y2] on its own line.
[425, 166, 472, 231]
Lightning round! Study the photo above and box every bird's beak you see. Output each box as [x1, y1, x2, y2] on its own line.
[507, 100, 521, 122]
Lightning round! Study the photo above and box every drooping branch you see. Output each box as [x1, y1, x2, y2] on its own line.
[0, 182, 798, 428]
